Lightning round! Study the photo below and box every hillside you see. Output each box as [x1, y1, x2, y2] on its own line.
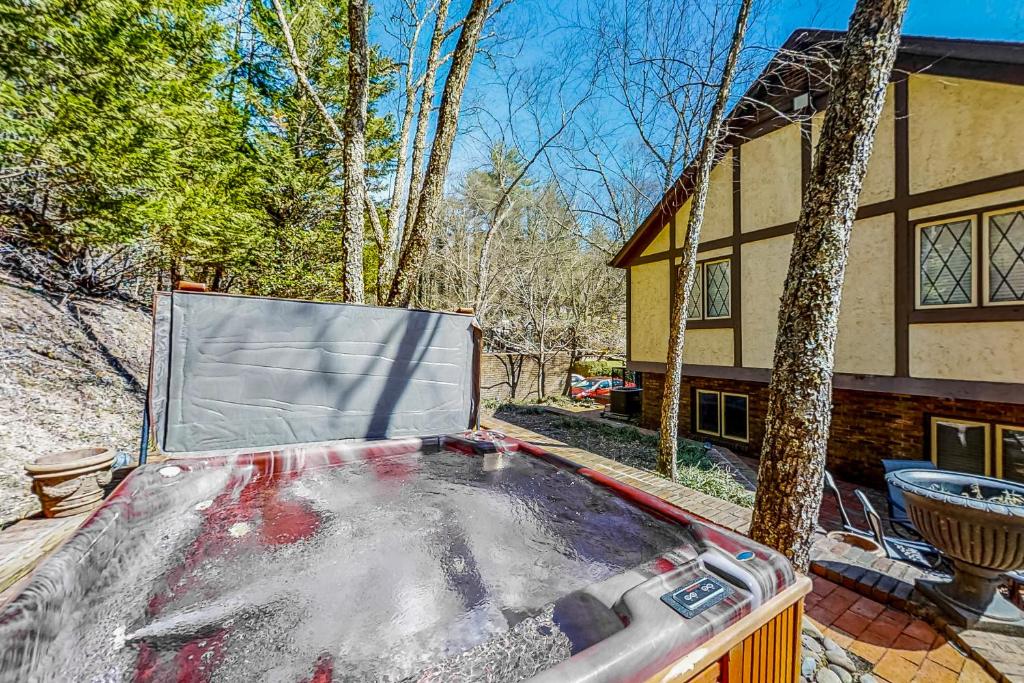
[0, 273, 150, 526]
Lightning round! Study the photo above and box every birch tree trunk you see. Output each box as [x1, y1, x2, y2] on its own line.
[401, 0, 452, 253]
[341, 0, 370, 303]
[750, 0, 908, 572]
[656, 0, 752, 479]
[387, 0, 490, 306]
[378, 0, 438, 303]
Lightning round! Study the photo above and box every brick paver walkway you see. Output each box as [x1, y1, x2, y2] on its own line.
[486, 414, 1009, 682]
[806, 575, 994, 682]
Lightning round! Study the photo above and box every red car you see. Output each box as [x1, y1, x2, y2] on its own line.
[571, 376, 636, 404]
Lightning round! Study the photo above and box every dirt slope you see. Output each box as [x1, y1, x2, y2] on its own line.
[0, 272, 150, 525]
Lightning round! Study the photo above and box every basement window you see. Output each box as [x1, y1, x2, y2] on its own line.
[930, 417, 989, 476]
[694, 389, 748, 443]
[722, 393, 749, 442]
[695, 390, 720, 436]
[997, 425, 1024, 483]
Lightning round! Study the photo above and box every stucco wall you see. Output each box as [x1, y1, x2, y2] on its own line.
[739, 217, 895, 374]
[671, 197, 693, 248]
[909, 75, 1024, 194]
[683, 328, 733, 366]
[740, 235, 791, 367]
[641, 223, 670, 256]
[910, 322, 1024, 384]
[834, 214, 896, 375]
[740, 125, 802, 232]
[910, 186, 1024, 221]
[630, 262, 669, 362]
[811, 85, 895, 205]
[698, 151, 734, 243]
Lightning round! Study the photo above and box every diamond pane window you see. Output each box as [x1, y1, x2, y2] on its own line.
[919, 219, 974, 307]
[687, 264, 703, 319]
[705, 260, 731, 318]
[988, 210, 1024, 303]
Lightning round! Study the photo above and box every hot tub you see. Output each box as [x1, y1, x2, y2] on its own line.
[0, 432, 807, 682]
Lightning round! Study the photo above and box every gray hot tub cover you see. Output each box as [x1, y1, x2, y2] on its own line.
[149, 292, 480, 453]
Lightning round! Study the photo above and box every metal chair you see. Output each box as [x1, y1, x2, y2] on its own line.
[881, 458, 937, 539]
[822, 469, 943, 570]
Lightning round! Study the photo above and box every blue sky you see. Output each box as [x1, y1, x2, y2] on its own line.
[373, 0, 1024, 190]
[769, 0, 1024, 44]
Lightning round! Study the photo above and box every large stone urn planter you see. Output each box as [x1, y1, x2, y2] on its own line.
[887, 468, 1024, 634]
[25, 447, 116, 518]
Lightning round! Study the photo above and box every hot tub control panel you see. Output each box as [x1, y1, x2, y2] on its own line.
[660, 575, 733, 619]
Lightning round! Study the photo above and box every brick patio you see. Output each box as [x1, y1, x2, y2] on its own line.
[486, 414, 1013, 682]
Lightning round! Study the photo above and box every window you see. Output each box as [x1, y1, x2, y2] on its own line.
[985, 207, 1024, 305]
[687, 263, 703, 320]
[998, 426, 1024, 483]
[930, 417, 990, 476]
[722, 394, 749, 442]
[917, 217, 975, 308]
[694, 389, 748, 442]
[695, 390, 720, 436]
[705, 259, 731, 318]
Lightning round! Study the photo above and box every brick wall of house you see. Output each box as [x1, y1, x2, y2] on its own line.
[481, 353, 572, 401]
[640, 371, 1024, 486]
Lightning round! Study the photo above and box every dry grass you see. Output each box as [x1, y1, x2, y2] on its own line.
[493, 403, 754, 506]
[0, 272, 149, 526]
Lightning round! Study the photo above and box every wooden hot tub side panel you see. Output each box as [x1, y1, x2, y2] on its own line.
[648, 576, 810, 683]
[725, 597, 803, 682]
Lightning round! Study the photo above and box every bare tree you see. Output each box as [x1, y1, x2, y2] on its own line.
[750, 0, 909, 572]
[375, 0, 444, 303]
[656, 0, 752, 479]
[387, 0, 492, 306]
[470, 70, 590, 319]
[402, 0, 453, 251]
[341, 0, 371, 302]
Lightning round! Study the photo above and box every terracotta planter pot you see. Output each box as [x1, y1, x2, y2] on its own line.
[25, 447, 116, 518]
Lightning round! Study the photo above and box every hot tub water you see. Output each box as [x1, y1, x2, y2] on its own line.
[1, 444, 694, 682]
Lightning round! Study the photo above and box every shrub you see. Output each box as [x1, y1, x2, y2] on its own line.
[572, 359, 625, 377]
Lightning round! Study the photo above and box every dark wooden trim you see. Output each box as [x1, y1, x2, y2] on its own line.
[698, 236, 734, 253]
[898, 54, 1024, 88]
[800, 118, 813, 190]
[629, 361, 1024, 406]
[669, 206, 678, 331]
[894, 76, 911, 377]
[688, 319, 734, 330]
[741, 221, 798, 243]
[909, 305, 1024, 323]
[625, 266, 631, 362]
[630, 250, 672, 265]
[908, 170, 1024, 210]
[909, 197, 1024, 227]
[734, 201, 896, 247]
[626, 360, 671, 374]
[832, 375, 1024, 405]
[732, 146, 743, 367]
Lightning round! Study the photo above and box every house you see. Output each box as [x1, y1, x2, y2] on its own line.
[610, 29, 1024, 485]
